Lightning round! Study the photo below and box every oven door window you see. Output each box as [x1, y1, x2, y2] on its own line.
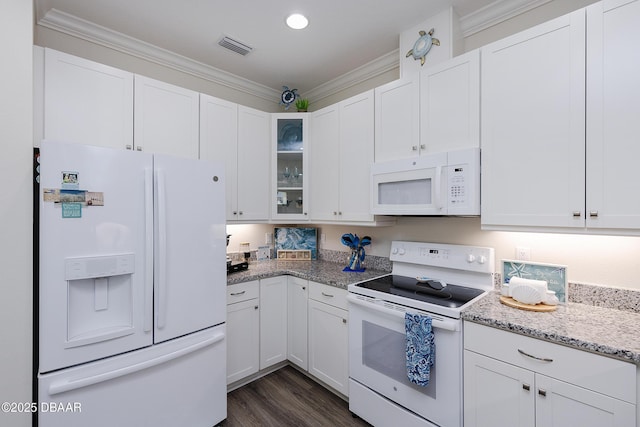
[362, 320, 435, 398]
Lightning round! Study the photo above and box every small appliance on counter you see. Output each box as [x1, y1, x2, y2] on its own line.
[227, 260, 249, 274]
[226, 234, 249, 274]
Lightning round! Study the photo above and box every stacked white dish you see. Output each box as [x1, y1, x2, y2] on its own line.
[501, 277, 559, 306]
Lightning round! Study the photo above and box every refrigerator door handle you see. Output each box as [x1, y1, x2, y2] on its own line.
[48, 331, 225, 396]
[144, 167, 154, 332]
[156, 169, 168, 330]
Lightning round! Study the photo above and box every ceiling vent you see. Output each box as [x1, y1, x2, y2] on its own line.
[218, 35, 253, 56]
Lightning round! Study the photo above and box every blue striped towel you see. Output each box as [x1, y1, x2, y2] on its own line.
[405, 312, 435, 387]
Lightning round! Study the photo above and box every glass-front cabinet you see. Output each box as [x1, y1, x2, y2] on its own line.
[272, 113, 309, 221]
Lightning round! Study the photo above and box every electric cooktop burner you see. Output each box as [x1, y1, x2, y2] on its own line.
[354, 274, 485, 308]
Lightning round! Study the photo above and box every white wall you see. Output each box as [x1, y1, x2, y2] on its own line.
[228, 220, 640, 290]
[0, 1, 33, 427]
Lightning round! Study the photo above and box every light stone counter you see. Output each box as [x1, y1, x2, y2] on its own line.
[462, 291, 640, 364]
[227, 257, 640, 364]
[226, 259, 390, 289]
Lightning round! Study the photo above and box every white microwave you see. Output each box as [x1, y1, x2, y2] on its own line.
[371, 147, 480, 216]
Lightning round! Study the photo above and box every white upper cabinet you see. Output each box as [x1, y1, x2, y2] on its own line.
[237, 106, 271, 222]
[42, 48, 134, 149]
[200, 96, 270, 222]
[200, 94, 239, 220]
[374, 77, 420, 162]
[272, 113, 309, 222]
[134, 75, 199, 159]
[375, 50, 480, 163]
[309, 104, 340, 222]
[482, 0, 640, 233]
[420, 49, 480, 153]
[481, 9, 587, 230]
[310, 90, 378, 223]
[585, 0, 640, 230]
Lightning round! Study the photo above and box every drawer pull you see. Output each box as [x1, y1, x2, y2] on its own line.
[230, 291, 246, 296]
[572, 211, 581, 218]
[538, 389, 547, 397]
[522, 384, 530, 391]
[321, 292, 334, 298]
[589, 211, 599, 218]
[518, 348, 553, 363]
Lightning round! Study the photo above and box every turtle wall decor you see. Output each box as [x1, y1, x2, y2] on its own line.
[406, 28, 440, 66]
[279, 86, 299, 110]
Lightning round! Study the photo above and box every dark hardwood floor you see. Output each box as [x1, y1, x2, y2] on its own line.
[220, 365, 371, 427]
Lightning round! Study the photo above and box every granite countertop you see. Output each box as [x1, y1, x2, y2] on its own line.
[462, 291, 640, 364]
[228, 261, 640, 365]
[226, 259, 390, 289]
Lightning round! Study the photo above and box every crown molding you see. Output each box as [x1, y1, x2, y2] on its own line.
[37, 9, 280, 102]
[459, 0, 552, 37]
[37, 2, 547, 104]
[305, 50, 399, 102]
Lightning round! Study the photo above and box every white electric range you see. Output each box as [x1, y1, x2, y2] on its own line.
[348, 241, 495, 427]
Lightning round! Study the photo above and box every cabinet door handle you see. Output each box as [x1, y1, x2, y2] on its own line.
[230, 291, 245, 296]
[302, 286, 306, 290]
[321, 292, 334, 298]
[136, 146, 143, 151]
[126, 144, 133, 150]
[333, 211, 337, 215]
[522, 384, 530, 391]
[412, 145, 418, 151]
[518, 348, 553, 362]
[538, 389, 547, 397]
[233, 211, 238, 215]
[572, 211, 582, 218]
[342, 318, 347, 324]
[254, 305, 259, 310]
[589, 211, 599, 218]
[420, 144, 426, 150]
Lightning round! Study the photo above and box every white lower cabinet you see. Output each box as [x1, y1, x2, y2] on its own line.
[226, 281, 260, 385]
[259, 276, 288, 369]
[287, 277, 308, 370]
[308, 281, 349, 396]
[464, 322, 636, 427]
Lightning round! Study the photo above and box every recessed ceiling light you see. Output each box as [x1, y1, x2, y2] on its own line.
[286, 13, 308, 30]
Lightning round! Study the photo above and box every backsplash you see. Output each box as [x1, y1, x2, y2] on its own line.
[318, 248, 392, 272]
[567, 282, 640, 314]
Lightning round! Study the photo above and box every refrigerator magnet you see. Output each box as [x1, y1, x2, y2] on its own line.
[61, 171, 79, 190]
[61, 202, 82, 218]
[85, 192, 104, 206]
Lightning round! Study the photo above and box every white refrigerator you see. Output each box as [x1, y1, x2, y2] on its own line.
[36, 141, 227, 426]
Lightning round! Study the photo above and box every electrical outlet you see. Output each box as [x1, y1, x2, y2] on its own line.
[515, 246, 531, 261]
[321, 233, 326, 243]
[265, 232, 273, 244]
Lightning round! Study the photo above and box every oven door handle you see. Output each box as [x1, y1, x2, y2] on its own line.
[347, 294, 460, 332]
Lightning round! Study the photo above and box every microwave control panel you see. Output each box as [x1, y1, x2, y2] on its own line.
[448, 166, 467, 206]
[446, 148, 480, 215]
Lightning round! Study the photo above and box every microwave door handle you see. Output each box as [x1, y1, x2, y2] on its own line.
[434, 165, 443, 211]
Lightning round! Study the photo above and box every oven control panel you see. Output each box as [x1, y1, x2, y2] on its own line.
[390, 241, 494, 274]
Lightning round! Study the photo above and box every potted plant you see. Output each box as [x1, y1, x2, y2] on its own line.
[295, 98, 309, 112]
